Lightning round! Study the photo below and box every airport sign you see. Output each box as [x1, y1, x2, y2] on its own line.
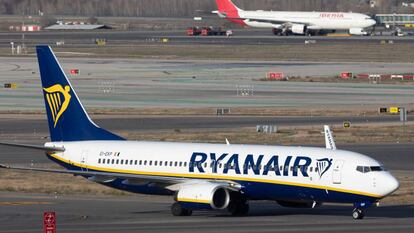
[43, 212, 56, 233]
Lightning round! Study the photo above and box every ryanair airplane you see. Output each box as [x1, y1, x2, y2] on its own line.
[0, 46, 399, 219]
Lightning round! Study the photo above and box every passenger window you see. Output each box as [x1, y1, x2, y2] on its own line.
[98, 159, 101, 164]
[310, 167, 313, 172]
[139, 160, 142, 165]
[170, 161, 173, 166]
[184, 162, 187, 167]
[154, 161, 158, 166]
[134, 160, 137, 165]
[112, 159, 115, 164]
[164, 161, 168, 166]
[116, 159, 119, 164]
[144, 160, 147, 165]
[174, 161, 178, 167]
[179, 162, 182, 167]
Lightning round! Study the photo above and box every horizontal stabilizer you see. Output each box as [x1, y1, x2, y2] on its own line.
[0, 142, 65, 152]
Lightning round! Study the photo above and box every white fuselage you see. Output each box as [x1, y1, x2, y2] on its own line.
[46, 141, 398, 203]
[239, 11, 376, 30]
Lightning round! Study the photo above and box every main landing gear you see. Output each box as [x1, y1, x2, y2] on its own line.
[171, 202, 192, 216]
[227, 201, 249, 216]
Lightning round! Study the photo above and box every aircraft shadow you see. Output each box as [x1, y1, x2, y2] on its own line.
[226, 203, 414, 219]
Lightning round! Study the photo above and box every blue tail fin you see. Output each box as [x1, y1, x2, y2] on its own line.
[36, 45, 125, 142]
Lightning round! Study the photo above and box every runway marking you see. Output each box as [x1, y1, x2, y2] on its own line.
[0, 201, 53, 206]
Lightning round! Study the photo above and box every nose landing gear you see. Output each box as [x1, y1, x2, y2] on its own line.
[352, 201, 371, 220]
[352, 208, 365, 220]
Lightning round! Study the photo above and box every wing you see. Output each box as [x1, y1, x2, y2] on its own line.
[0, 164, 241, 191]
[0, 142, 64, 152]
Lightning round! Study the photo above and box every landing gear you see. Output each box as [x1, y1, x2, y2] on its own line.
[171, 202, 192, 216]
[227, 192, 249, 216]
[228, 201, 249, 216]
[352, 208, 365, 220]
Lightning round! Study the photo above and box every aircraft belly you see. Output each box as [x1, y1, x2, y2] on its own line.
[239, 180, 378, 203]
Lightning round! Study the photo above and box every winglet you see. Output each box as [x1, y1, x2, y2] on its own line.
[324, 125, 336, 150]
[225, 138, 230, 145]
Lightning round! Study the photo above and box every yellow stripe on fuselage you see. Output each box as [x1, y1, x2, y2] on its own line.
[48, 153, 383, 199]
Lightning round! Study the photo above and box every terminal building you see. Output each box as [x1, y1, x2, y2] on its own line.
[375, 14, 414, 26]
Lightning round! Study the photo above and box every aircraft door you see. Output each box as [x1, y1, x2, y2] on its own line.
[80, 150, 88, 171]
[332, 160, 344, 184]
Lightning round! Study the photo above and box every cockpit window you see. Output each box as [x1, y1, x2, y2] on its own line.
[356, 165, 385, 173]
[370, 166, 385, 171]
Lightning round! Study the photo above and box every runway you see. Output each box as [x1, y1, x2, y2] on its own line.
[0, 192, 412, 233]
[0, 29, 413, 47]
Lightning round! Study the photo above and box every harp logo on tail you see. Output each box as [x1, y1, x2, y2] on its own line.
[43, 84, 71, 127]
[316, 158, 333, 179]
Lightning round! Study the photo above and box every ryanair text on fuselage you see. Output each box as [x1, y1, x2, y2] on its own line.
[189, 152, 333, 178]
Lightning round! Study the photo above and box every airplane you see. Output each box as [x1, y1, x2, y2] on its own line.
[213, 0, 377, 36]
[0, 45, 399, 219]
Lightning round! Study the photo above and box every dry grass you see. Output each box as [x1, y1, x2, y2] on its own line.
[0, 164, 129, 196]
[123, 123, 414, 145]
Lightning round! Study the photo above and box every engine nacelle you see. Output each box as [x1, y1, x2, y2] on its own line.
[291, 24, 306, 34]
[349, 28, 368, 36]
[176, 183, 230, 210]
[277, 200, 322, 208]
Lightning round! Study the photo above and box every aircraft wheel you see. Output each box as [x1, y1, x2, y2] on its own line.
[352, 208, 365, 220]
[171, 202, 192, 216]
[228, 202, 249, 216]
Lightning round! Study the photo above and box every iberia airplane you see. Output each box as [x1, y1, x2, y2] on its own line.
[0, 46, 398, 219]
[213, 0, 376, 35]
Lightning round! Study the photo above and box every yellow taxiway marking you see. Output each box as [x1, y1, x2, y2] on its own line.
[0, 201, 53, 206]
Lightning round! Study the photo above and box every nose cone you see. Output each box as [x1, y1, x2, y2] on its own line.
[383, 174, 399, 196]
[366, 19, 376, 27]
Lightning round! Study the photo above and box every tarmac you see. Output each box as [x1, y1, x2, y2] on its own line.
[0, 29, 414, 47]
[0, 192, 413, 233]
[1, 57, 414, 110]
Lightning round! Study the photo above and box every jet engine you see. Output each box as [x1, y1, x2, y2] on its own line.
[349, 28, 368, 35]
[291, 24, 307, 34]
[176, 183, 230, 209]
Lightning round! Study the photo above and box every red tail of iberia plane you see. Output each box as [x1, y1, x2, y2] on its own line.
[215, 0, 246, 26]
